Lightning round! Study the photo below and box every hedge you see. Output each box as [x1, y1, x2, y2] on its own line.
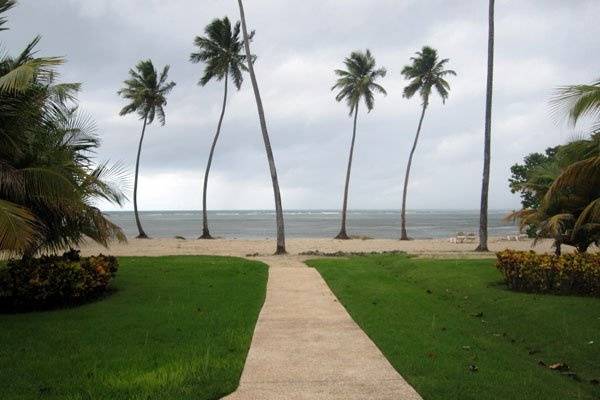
[495, 250, 600, 297]
[0, 250, 118, 311]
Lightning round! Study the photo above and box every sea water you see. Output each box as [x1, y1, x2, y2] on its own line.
[104, 209, 519, 239]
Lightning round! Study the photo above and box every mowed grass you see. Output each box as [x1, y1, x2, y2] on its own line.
[308, 254, 600, 400]
[0, 256, 268, 400]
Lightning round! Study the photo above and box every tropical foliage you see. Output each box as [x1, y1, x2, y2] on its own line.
[190, 16, 253, 239]
[331, 49, 386, 239]
[118, 60, 175, 238]
[0, 1, 126, 258]
[0, 250, 118, 310]
[399, 46, 455, 240]
[509, 146, 560, 211]
[509, 77, 600, 254]
[496, 249, 600, 296]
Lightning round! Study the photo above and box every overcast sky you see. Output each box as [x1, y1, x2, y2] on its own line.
[4, 0, 599, 211]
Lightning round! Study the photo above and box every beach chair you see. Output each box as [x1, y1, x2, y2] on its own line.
[454, 232, 466, 243]
[465, 232, 477, 243]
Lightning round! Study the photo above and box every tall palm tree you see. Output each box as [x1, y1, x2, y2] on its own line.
[190, 16, 254, 239]
[331, 50, 386, 239]
[236, 0, 286, 254]
[400, 46, 455, 240]
[117, 60, 175, 239]
[476, 0, 495, 252]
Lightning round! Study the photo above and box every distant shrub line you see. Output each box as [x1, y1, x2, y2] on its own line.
[496, 250, 600, 297]
[0, 250, 118, 312]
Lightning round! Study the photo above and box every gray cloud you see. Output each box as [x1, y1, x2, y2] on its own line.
[4, 0, 599, 211]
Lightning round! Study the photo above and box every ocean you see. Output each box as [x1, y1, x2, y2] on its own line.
[103, 209, 519, 240]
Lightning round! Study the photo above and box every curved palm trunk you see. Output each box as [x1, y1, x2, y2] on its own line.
[400, 102, 428, 240]
[476, 0, 495, 251]
[200, 74, 229, 239]
[237, 0, 286, 254]
[134, 115, 149, 239]
[336, 104, 359, 239]
[554, 239, 561, 256]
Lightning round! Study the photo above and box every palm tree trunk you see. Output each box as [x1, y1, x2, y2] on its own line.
[237, 0, 286, 254]
[200, 74, 229, 239]
[476, 0, 495, 252]
[400, 102, 428, 240]
[134, 114, 149, 239]
[336, 104, 359, 239]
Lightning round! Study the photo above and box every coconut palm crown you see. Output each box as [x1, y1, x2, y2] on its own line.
[331, 49, 387, 115]
[401, 46, 455, 106]
[118, 60, 175, 126]
[190, 16, 254, 90]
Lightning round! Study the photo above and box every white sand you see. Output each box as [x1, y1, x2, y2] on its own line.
[76, 236, 575, 258]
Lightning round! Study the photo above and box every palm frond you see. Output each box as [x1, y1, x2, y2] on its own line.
[505, 208, 539, 230]
[552, 79, 600, 128]
[0, 56, 63, 93]
[545, 156, 600, 201]
[0, 0, 16, 31]
[543, 213, 574, 237]
[0, 199, 38, 253]
[573, 197, 600, 235]
[47, 82, 81, 104]
[83, 161, 130, 206]
[81, 206, 126, 247]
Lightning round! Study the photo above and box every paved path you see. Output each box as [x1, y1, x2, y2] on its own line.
[223, 256, 422, 400]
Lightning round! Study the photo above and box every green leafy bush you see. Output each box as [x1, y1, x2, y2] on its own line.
[496, 250, 600, 296]
[0, 250, 118, 311]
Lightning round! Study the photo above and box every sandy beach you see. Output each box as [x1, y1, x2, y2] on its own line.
[76, 236, 578, 258]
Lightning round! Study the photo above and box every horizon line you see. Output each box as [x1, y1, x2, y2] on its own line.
[102, 208, 518, 212]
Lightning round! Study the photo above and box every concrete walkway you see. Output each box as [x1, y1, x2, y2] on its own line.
[223, 256, 422, 400]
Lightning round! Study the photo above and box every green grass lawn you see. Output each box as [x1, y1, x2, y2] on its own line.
[308, 254, 600, 400]
[0, 256, 267, 400]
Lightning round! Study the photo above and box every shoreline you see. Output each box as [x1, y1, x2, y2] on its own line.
[75, 236, 581, 258]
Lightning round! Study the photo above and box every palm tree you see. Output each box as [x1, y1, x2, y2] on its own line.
[117, 60, 175, 239]
[476, 0, 495, 252]
[510, 75, 600, 255]
[510, 134, 600, 255]
[400, 46, 455, 240]
[1, 16, 126, 257]
[331, 50, 386, 239]
[190, 16, 254, 239]
[236, 0, 286, 254]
